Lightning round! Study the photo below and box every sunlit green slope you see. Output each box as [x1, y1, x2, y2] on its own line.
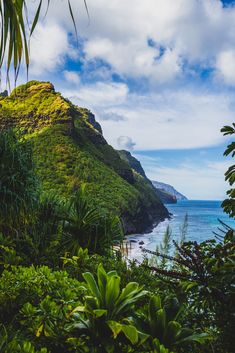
[0, 81, 169, 233]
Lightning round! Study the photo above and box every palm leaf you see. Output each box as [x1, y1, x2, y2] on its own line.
[0, 0, 89, 80]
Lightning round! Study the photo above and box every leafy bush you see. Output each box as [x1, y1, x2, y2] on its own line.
[0, 263, 209, 353]
[143, 227, 235, 353]
[0, 130, 36, 233]
[221, 123, 235, 217]
[62, 185, 124, 255]
[135, 295, 209, 352]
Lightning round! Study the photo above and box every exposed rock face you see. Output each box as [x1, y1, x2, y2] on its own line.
[118, 149, 170, 228]
[118, 150, 147, 179]
[118, 151, 185, 204]
[152, 181, 187, 201]
[76, 107, 103, 134]
[0, 80, 169, 234]
[0, 90, 8, 97]
[155, 188, 177, 204]
[87, 111, 103, 134]
[118, 150, 177, 205]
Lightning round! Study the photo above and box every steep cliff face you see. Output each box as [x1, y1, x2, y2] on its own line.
[155, 188, 177, 204]
[0, 81, 169, 233]
[118, 150, 147, 179]
[152, 181, 187, 201]
[118, 150, 177, 205]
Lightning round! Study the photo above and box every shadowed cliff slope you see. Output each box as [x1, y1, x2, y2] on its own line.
[118, 150, 177, 204]
[152, 181, 187, 201]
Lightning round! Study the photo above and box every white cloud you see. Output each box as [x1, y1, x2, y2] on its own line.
[63, 82, 234, 150]
[62, 81, 128, 107]
[29, 23, 75, 75]
[142, 159, 231, 200]
[63, 70, 80, 85]
[117, 136, 136, 151]
[216, 50, 235, 85]
[84, 38, 181, 83]
[39, 0, 235, 83]
[22, 0, 235, 201]
[99, 111, 126, 121]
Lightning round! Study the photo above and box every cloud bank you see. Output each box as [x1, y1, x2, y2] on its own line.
[21, 0, 235, 199]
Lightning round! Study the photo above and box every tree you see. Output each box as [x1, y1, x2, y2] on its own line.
[221, 123, 235, 218]
[62, 185, 124, 255]
[0, 129, 36, 234]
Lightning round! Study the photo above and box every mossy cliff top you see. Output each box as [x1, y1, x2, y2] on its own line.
[0, 81, 169, 233]
[0, 81, 73, 132]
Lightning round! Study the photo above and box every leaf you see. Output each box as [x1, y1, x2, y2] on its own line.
[93, 309, 107, 318]
[97, 263, 108, 304]
[85, 296, 99, 311]
[122, 324, 139, 345]
[83, 272, 101, 302]
[105, 274, 120, 310]
[68, 0, 78, 42]
[176, 332, 211, 345]
[155, 309, 166, 341]
[221, 125, 235, 136]
[164, 321, 181, 344]
[108, 320, 122, 338]
[36, 323, 44, 337]
[149, 295, 162, 320]
[115, 282, 139, 306]
[71, 305, 86, 315]
[224, 142, 235, 157]
[30, 0, 43, 35]
[137, 330, 149, 345]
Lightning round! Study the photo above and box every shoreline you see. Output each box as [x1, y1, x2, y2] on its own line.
[122, 207, 174, 261]
[123, 200, 235, 261]
[123, 217, 170, 261]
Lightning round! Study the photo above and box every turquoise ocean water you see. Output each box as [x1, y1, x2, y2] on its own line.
[127, 200, 235, 260]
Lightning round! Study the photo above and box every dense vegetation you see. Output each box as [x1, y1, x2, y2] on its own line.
[0, 120, 234, 352]
[0, 3, 234, 351]
[0, 81, 168, 234]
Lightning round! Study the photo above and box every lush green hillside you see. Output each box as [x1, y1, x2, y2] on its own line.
[0, 81, 169, 233]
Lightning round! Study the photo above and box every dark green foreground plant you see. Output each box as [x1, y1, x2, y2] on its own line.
[143, 224, 235, 353]
[0, 124, 234, 352]
[221, 123, 235, 217]
[62, 186, 123, 255]
[0, 264, 208, 353]
[0, 130, 36, 233]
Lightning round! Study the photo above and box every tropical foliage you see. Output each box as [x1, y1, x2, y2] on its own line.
[221, 123, 235, 217]
[0, 110, 234, 352]
[0, 130, 36, 233]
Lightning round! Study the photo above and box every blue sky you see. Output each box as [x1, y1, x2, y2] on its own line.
[3, 0, 235, 200]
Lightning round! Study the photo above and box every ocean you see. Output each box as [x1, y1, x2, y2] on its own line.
[126, 200, 235, 260]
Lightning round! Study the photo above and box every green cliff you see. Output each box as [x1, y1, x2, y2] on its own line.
[118, 150, 177, 204]
[0, 81, 169, 233]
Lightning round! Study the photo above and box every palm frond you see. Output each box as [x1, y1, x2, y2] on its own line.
[0, 0, 89, 81]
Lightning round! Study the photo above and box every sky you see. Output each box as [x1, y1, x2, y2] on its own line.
[2, 0, 235, 200]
